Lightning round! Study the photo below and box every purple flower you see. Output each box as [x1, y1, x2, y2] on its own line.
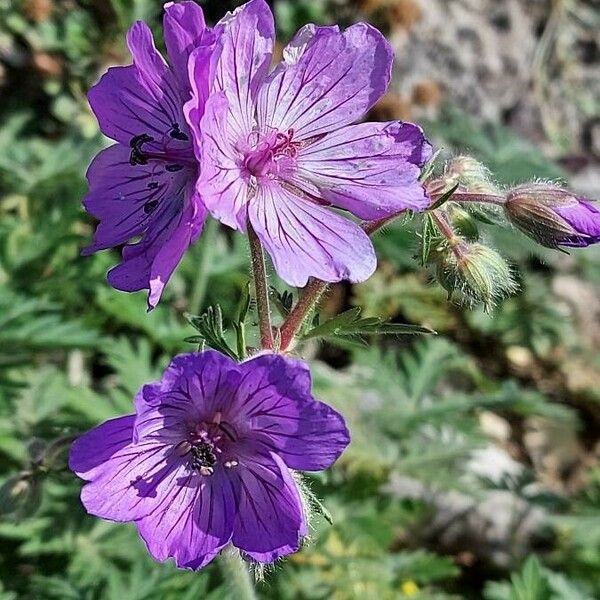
[69, 351, 349, 568]
[185, 0, 432, 287]
[505, 184, 600, 249]
[83, 2, 218, 309]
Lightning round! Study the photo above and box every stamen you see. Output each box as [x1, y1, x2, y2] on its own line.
[143, 199, 159, 214]
[169, 123, 189, 141]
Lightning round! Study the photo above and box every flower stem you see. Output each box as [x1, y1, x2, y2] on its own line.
[278, 210, 405, 352]
[248, 221, 274, 350]
[279, 278, 328, 351]
[218, 549, 257, 600]
[190, 218, 219, 314]
[432, 192, 506, 205]
[431, 210, 465, 258]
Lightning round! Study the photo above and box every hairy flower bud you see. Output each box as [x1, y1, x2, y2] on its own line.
[505, 183, 600, 249]
[434, 243, 517, 311]
[445, 156, 501, 195]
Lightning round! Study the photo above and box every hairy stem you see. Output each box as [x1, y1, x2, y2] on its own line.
[432, 192, 506, 206]
[431, 210, 465, 259]
[278, 211, 405, 351]
[248, 222, 274, 350]
[279, 278, 328, 351]
[190, 218, 219, 314]
[218, 549, 257, 600]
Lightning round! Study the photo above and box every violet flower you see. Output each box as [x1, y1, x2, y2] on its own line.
[186, 0, 432, 287]
[505, 184, 600, 249]
[69, 351, 349, 568]
[83, 2, 217, 309]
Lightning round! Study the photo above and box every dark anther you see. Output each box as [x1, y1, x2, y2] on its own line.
[169, 123, 189, 141]
[129, 149, 148, 165]
[190, 442, 217, 471]
[147, 181, 159, 190]
[129, 133, 154, 148]
[129, 134, 154, 166]
[143, 199, 159, 214]
[166, 164, 183, 172]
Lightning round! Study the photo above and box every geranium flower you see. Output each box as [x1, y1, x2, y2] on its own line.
[69, 351, 349, 569]
[83, 2, 217, 309]
[186, 0, 432, 287]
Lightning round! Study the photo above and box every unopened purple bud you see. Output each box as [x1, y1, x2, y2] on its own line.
[505, 183, 600, 249]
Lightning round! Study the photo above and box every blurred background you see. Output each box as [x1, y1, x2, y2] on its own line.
[1, 0, 600, 598]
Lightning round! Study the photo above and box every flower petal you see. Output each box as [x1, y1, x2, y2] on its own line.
[292, 121, 432, 219]
[258, 23, 392, 140]
[555, 199, 600, 246]
[195, 92, 249, 230]
[85, 145, 204, 310]
[163, 1, 208, 91]
[82, 144, 191, 252]
[248, 180, 376, 287]
[231, 446, 305, 562]
[232, 354, 350, 471]
[212, 0, 274, 141]
[136, 468, 236, 570]
[134, 351, 240, 442]
[88, 21, 183, 146]
[69, 415, 186, 522]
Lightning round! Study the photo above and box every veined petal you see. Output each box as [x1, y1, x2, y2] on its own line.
[88, 21, 183, 146]
[257, 23, 392, 140]
[248, 180, 376, 287]
[69, 415, 186, 522]
[83, 144, 195, 252]
[233, 354, 350, 471]
[134, 351, 240, 442]
[100, 175, 204, 310]
[136, 467, 236, 570]
[163, 1, 208, 91]
[292, 121, 432, 219]
[196, 93, 249, 230]
[231, 446, 305, 562]
[212, 0, 274, 141]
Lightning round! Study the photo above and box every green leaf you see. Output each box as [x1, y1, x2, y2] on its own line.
[185, 306, 238, 360]
[302, 307, 435, 343]
[428, 182, 459, 210]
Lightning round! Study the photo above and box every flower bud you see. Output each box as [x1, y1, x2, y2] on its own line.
[434, 243, 517, 311]
[445, 156, 501, 195]
[505, 183, 600, 249]
[0, 473, 42, 519]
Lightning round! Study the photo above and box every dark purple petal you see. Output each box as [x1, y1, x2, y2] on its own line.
[163, 1, 208, 92]
[231, 354, 350, 471]
[248, 179, 376, 287]
[136, 468, 236, 569]
[83, 144, 189, 252]
[69, 415, 186, 522]
[105, 185, 206, 310]
[134, 351, 240, 442]
[230, 446, 305, 561]
[88, 21, 182, 146]
[292, 121, 432, 219]
[258, 23, 392, 140]
[211, 0, 274, 141]
[554, 199, 600, 246]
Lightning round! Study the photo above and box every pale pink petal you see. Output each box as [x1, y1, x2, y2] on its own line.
[257, 23, 392, 140]
[248, 180, 376, 287]
[291, 121, 432, 219]
[212, 0, 274, 141]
